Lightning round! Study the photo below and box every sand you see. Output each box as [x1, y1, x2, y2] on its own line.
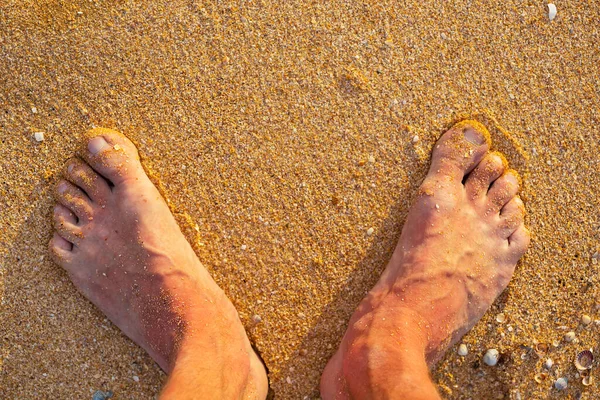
[1, 0, 599, 398]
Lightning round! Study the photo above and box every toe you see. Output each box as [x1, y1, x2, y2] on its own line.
[487, 170, 521, 211]
[56, 179, 94, 222]
[80, 127, 142, 186]
[64, 157, 111, 204]
[464, 152, 506, 200]
[499, 196, 525, 238]
[53, 204, 83, 245]
[508, 224, 531, 258]
[428, 120, 491, 182]
[49, 232, 73, 265]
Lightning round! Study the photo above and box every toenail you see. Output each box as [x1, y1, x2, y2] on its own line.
[88, 137, 109, 155]
[67, 164, 74, 173]
[464, 127, 486, 145]
[58, 182, 68, 194]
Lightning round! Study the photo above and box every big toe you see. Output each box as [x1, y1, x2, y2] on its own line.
[81, 127, 142, 185]
[428, 120, 491, 182]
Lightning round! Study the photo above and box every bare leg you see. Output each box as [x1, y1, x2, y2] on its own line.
[49, 128, 268, 400]
[320, 121, 530, 399]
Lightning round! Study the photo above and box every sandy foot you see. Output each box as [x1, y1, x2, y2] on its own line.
[321, 121, 530, 399]
[49, 128, 268, 399]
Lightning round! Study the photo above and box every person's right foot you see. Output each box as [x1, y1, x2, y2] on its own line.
[49, 128, 268, 399]
[321, 121, 530, 399]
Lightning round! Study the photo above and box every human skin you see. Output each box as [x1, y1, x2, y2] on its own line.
[49, 128, 268, 400]
[320, 121, 530, 399]
[49, 122, 529, 399]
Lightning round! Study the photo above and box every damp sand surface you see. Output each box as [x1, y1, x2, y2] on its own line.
[1, 1, 600, 399]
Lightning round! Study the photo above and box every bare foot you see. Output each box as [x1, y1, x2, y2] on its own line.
[49, 128, 268, 399]
[321, 121, 530, 399]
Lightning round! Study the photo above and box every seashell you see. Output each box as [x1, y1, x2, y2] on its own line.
[544, 358, 554, 369]
[457, 343, 468, 356]
[582, 374, 594, 386]
[483, 349, 500, 366]
[535, 343, 549, 357]
[548, 4, 557, 21]
[554, 377, 568, 390]
[534, 373, 548, 384]
[496, 313, 506, 323]
[552, 340, 560, 347]
[564, 331, 576, 342]
[574, 350, 594, 371]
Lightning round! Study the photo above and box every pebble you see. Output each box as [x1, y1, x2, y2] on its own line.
[581, 314, 592, 325]
[31, 106, 37, 113]
[251, 314, 262, 323]
[483, 349, 500, 366]
[286, 376, 292, 384]
[548, 4, 557, 21]
[554, 377, 567, 390]
[457, 343, 468, 356]
[240, 244, 247, 251]
[92, 391, 113, 400]
[368, 155, 375, 163]
[544, 358, 554, 369]
[495, 313, 506, 323]
[564, 331, 576, 342]
[366, 227, 374, 235]
[132, 376, 139, 382]
[34, 132, 45, 142]
[440, 33, 448, 40]
[412, 135, 419, 143]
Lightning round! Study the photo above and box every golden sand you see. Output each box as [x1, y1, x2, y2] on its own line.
[1, 1, 599, 398]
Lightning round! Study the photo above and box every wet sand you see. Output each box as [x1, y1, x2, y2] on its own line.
[1, 1, 599, 398]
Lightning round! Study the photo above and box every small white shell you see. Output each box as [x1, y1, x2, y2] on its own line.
[554, 377, 568, 390]
[251, 314, 262, 323]
[34, 132, 45, 142]
[544, 358, 554, 369]
[548, 4, 557, 21]
[574, 350, 594, 370]
[483, 349, 500, 366]
[582, 374, 594, 386]
[581, 314, 592, 325]
[564, 331, 576, 342]
[457, 344, 468, 356]
[496, 313, 506, 323]
[366, 227, 374, 235]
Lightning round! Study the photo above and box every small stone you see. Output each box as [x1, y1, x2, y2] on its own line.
[299, 349, 308, 356]
[241, 244, 247, 251]
[544, 358, 554, 369]
[31, 106, 38, 113]
[92, 391, 113, 400]
[483, 349, 500, 366]
[548, 4, 557, 21]
[251, 314, 262, 323]
[286, 376, 292, 384]
[34, 132, 45, 142]
[412, 135, 419, 143]
[440, 33, 448, 40]
[366, 227, 374, 236]
[132, 375, 139, 382]
[368, 155, 375, 163]
[496, 313, 506, 323]
[564, 331, 576, 342]
[113, 144, 121, 150]
[581, 315, 592, 325]
[457, 343, 468, 356]
[554, 377, 567, 390]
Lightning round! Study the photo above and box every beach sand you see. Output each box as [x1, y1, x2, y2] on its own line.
[1, 0, 599, 398]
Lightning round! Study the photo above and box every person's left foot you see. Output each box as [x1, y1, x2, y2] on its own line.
[49, 128, 268, 399]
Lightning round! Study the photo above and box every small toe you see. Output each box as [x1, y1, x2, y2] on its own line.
[428, 120, 491, 182]
[499, 196, 525, 238]
[53, 204, 83, 244]
[465, 152, 506, 199]
[508, 224, 531, 258]
[486, 170, 520, 211]
[64, 158, 111, 204]
[56, 180, 94, 222]
[49, 232, 73, 264]
[80, 127, 142, 186]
